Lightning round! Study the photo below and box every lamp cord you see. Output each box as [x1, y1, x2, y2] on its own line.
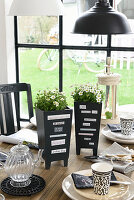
[98, 0, 110, 6]
[99, 0, 108, 3]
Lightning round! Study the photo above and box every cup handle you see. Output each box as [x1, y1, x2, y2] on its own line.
[110, 157, 114, 166]
[34, 149, 44, 167]
[0, 161, 4, 169]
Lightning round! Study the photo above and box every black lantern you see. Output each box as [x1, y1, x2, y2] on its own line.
[73, 0, 131, 34]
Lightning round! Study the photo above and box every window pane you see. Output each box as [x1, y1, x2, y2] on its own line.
[112, 0, 134, 47]
[63, 0, 107, 46]
[111, 29, 134, 47]
[18, 16, 59, 45]
[19, 48, 59, 113]
[116, 0, 134, 20]
[111, 51, 134, 107]
[63, 50, 106, 106]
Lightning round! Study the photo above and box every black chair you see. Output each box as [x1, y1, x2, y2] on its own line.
[0, 83, 33, 136]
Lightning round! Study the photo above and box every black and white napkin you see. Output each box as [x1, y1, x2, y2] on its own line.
[71, 172, 117, 189]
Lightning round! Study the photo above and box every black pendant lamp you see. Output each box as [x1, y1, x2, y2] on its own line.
[73, 0, 132, 34]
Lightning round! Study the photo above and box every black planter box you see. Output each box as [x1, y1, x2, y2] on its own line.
[36, 108, 72, 169]
[74, 102, 102, 156]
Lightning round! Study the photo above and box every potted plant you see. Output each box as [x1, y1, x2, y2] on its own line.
[35, 88, 72, 169]
[105, 110, 112, 119]
[71, 83, 104, 156]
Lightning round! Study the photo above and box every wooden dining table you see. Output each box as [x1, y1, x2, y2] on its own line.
[0, 124, 134, 200]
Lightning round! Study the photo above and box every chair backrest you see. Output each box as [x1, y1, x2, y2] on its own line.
[0, 83, 33, 135]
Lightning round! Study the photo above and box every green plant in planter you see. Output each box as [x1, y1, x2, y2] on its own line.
[34, 88, 72, 169]
[71, 83, 104, 156]
[34, 88, 68, 111]
[105, 111, 112, 119]
[71, 83, 104, 103]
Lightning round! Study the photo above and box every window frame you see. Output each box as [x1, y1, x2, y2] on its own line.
[14, 0, 134, 91]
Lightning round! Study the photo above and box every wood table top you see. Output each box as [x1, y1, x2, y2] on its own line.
[0, 125, 134, 200]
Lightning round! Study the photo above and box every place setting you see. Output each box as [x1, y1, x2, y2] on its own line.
[102, 115, 134, 144]
[62, 141, 134, 200]
[62, 162, 134, 200]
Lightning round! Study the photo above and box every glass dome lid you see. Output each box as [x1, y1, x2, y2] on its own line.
[10, 142, 29, 154]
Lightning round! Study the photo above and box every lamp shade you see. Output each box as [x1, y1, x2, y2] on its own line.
[73, 0, 132, 34]
[8, 0, 64, 16]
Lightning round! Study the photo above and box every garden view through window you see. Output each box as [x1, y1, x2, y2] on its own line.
[17, 0, 134, 116]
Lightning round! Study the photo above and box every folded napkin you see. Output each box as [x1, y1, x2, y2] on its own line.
[107, 124, 121, 132]
[100, 142, 134, 174]
[71, 172, 117, 189]
[101, 142, 133, 155]
[107, 124, 134, 132]
[0, 129, 38, 145]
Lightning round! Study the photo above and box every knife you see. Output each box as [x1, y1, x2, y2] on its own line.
[84, 155, 132, 162]
[84, 155, 114, 161]
[110, 180, 131, 185]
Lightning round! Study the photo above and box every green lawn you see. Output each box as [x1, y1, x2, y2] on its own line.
[20, 49, 134, 110]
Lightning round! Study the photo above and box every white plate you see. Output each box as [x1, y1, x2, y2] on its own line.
[110, 130, 134, 140]
[102, 126, 134, 144]
[62, 169, 134, 200]
[30, 117, 37, 126]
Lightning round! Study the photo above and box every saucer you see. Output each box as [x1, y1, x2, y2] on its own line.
[110, 130, 134, 140]
[62, 169, 134, 200]
[102, 126, 134, 144]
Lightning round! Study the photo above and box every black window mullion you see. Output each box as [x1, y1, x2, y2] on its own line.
[16, 43, 60, 49]
[15, 43, 134, 52]
[14, 16, 19, 83]
[62, 45, 108, 51]
[59, 15, 63, 92]
[14, 16, 20, 124]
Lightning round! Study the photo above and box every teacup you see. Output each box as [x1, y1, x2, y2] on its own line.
[120, 117, 134, 135]
[91, 162, 113, 195]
